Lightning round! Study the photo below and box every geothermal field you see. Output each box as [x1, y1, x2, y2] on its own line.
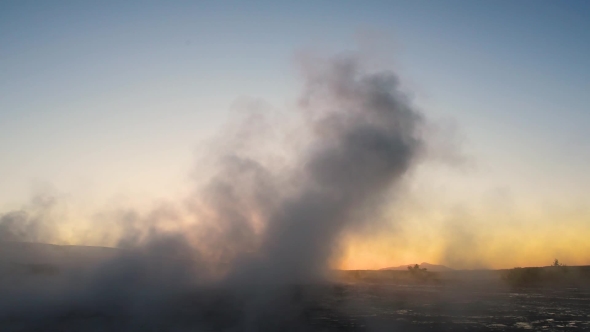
[3, 2, 590, 331]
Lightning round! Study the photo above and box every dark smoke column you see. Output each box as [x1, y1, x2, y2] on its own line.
[254, 56, 424, 283]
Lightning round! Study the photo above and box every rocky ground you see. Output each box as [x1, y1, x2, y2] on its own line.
[2, 282, 590, 331]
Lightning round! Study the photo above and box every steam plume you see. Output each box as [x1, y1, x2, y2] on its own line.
[0, 54, 426, 329]
[226, 55, 424, 282]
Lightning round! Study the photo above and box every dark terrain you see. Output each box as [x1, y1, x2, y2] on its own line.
[2, 282, 590, 331]
[1, 243, 589, 331]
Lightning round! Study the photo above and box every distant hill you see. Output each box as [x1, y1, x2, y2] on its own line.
[380, 262, 454, 272]
[0, 241, 199, 268]
[0, 241, 122, 268]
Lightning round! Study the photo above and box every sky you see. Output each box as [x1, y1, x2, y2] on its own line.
[1, 0, 590, 269]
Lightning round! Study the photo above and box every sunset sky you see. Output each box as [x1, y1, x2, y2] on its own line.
[1, 1, 589, 269]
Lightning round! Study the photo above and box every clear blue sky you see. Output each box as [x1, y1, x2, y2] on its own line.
[1, 1, 589, 220]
